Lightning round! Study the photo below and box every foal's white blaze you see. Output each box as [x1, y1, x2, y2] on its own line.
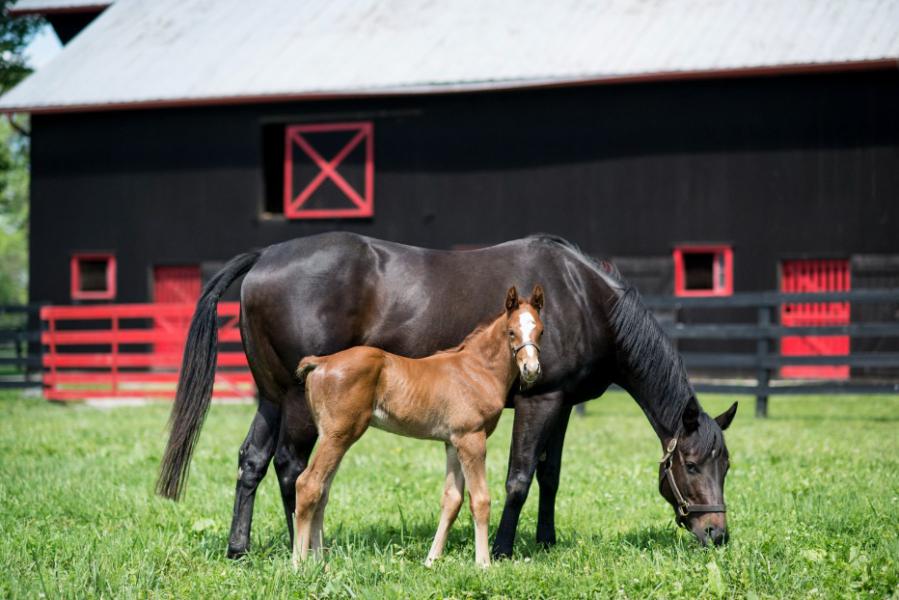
[517, 310, 540, 381]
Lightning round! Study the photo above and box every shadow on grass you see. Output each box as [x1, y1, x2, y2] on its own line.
[616, 525, 684, 550]
[766, 414, 899, 423]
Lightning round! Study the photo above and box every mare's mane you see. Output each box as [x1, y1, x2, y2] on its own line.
[528, 234, 711, 447]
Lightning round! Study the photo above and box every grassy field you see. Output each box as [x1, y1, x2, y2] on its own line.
[1, 391, 897, 599]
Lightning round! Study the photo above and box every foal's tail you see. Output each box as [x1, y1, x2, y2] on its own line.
[156, 250, 262, 500]
[295, 358, 319, 386]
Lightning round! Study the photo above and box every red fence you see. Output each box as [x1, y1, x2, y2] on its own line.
[41, 302, 254, 401]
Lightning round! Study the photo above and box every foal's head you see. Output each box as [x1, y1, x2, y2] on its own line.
[659, 400, 738, 546]
[504, 285, 545, 388]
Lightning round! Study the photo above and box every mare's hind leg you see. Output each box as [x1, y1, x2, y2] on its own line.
[454, 432, 491, 567]
[273, 386, 318, 549]
[536, 404, 573, 548]
[227, 396, 281, 559]
[425, 444, 465, 566]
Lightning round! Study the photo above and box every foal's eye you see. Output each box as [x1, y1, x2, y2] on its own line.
[508, 331, 515, 337]
[685, 462, 699, 474]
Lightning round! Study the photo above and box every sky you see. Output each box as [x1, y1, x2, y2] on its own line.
[25, 23, 62, 69]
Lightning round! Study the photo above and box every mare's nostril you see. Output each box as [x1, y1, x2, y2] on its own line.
[708, 527, 727, 546]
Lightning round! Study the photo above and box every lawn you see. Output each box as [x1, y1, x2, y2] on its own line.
[1, 390, 897, 599]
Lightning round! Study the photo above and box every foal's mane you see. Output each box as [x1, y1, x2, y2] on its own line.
[435, 310, 505, 355]
[528, 234, 701, 442]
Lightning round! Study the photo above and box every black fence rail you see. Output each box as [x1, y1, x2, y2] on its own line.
[0, 304, 43, 390]
[642, 289, 899, 417]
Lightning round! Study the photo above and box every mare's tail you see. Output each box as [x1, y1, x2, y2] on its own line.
[156, 250, 261, 500]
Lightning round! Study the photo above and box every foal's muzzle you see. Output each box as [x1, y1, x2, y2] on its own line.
[514, 342, 541, 388]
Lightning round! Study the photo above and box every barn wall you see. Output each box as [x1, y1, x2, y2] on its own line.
[29, 69, 899, 304]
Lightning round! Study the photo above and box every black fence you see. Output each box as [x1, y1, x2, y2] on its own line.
[0, 304, 42, 390]
[4, 292, 899, 411]
[642, 289, 899, 417]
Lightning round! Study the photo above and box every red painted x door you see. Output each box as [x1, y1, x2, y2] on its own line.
[283, 122, 374, 219]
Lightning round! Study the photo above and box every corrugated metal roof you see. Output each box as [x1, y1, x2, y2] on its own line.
[8, 0, 111, 15]
[2, 0, 898, 113]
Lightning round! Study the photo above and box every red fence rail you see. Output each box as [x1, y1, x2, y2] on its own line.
[41, 302, 254, 401]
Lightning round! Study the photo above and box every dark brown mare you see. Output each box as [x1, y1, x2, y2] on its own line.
[293, 286, 544, 566]
[157, 232, 737, 559]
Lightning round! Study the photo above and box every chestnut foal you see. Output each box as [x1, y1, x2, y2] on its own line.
[292, 285, 545, 567]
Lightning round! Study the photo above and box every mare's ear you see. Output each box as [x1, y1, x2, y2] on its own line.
[505, 286, 519, 314]
[682, 397, 700, 433]
[714, 402, 738, 430]
[530, 284, 545, 312]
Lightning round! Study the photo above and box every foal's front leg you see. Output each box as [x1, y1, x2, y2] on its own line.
[454, 432, 491, 567]
[425, 444, 465, 566]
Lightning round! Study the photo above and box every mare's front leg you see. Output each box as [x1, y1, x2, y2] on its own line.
[536, 404, 573, 547]
[492, 391, 566, 560]
[425, 444, 465, 566]
[273, 386, 318, 550]
[454, 432, 491, 567]
[227, 396, 281, 559]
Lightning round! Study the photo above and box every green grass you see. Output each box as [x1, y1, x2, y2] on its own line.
[1, 391, 897, 599]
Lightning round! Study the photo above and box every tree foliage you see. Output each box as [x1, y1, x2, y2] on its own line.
[0, 2, 41, 303]
[1, 1, 42, 94]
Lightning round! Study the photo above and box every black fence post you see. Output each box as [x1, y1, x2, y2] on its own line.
[755, 305, 771, 418]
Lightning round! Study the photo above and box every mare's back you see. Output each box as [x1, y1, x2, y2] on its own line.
[241, 232, 600, 387]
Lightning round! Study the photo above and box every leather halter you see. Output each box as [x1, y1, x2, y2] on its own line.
[659, 437, 726, 525]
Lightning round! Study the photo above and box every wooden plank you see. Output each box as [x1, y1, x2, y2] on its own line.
[662, 323, 899, 339]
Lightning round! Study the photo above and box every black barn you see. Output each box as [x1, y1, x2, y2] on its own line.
[3, 0, 899, 314]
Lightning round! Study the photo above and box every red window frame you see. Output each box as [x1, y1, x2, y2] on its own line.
[71, 253, 117, 300]
[673, 245, 733, 297]
[283, 121, 374, 219]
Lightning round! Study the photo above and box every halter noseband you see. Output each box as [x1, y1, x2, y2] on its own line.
[659, 437, 726, 525]
[512, 341, 541, 357]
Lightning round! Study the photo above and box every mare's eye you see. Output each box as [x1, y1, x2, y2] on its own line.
[685, 462, 699, 474]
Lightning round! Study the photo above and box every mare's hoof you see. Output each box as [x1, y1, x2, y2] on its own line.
[536, 534, 557, 549]
[226, 546, 248, 560]
[491, 547, 513, 561]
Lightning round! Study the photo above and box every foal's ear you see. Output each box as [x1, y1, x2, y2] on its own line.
[714, 402, 738, 431]
[530, 284, 545, 312]
[505, 286, 519, 313]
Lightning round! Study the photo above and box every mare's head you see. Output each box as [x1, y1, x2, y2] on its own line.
[659, 400, 738, 546]
[504, 285, 545, 388]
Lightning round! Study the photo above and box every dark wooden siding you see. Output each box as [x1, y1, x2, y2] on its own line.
[29, 69, 899, 304]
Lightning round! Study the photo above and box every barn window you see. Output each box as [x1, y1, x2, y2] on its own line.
[270, 121, 374, 219]
[71, 253, 116, 300]
[673, 246, 733, 297]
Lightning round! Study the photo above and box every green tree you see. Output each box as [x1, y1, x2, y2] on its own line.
[0, 2, 42, 303]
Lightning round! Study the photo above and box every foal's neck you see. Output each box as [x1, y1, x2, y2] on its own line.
[461, 315, 517, 389]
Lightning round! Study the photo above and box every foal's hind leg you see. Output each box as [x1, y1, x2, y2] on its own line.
[454, 432, 491, 567]
[425, 444, 465, 567]
[274, 387, 318, 549]
[293, 434, 360, 566]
